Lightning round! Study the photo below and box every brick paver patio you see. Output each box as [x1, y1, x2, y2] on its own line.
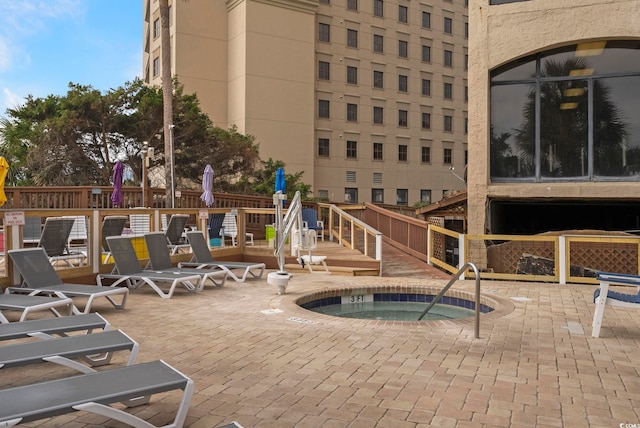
[4, 244, 640, 427]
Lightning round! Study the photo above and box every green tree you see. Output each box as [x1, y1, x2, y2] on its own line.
[239, 158, 312, 200]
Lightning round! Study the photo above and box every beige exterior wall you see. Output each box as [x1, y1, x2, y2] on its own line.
[468, 0, 640, 235]
[144, 0, 469, 205]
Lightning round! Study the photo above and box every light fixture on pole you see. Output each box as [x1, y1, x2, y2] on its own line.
[141, 141, 149, 207]
[169, 124, 175, 209]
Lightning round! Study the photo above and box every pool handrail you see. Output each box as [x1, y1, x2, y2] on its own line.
[417, 262, 481, 338]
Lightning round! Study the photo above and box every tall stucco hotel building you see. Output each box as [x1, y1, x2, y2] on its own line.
[468, 0, 640, 236]
[143, 0, 469, 206]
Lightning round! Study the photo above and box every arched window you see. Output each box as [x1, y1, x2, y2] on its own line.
[490, 40, 640, 181]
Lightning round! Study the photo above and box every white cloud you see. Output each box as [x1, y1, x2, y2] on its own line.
[1, 86, 26, 112]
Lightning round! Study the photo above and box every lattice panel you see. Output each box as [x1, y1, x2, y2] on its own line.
[569, 242, 638, 274]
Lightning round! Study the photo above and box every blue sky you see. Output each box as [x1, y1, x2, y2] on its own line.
[0, 0, 142, 115]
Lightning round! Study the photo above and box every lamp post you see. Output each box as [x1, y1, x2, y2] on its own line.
[168, 124, 175, 208]
[141, 141, 149, 207]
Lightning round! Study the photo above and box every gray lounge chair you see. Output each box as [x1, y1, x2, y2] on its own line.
[0, 293, 74, 324]
[7, 247, 128, 314]
[97, 236, 204, 299]
[0, 359, 194, 428]
[38, 216, 85, 267]
[23, 216, 42, 245]
[0, 313, 109, 342]
[164, 214, 191, 254]
[180, 231, 266, 282]
[101, 215, 127, 263]
[0, 329, 138, 371]
[144, 232, 227, 287]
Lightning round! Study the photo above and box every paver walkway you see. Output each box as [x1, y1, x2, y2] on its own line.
[4, 243, 640, 428]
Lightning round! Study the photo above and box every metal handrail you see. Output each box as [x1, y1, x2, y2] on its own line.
[417, 262, 481, 338]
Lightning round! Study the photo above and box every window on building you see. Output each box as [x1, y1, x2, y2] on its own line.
[347, 140, 358, 158]
[373, 34, 384, 53]
[153, 57, 160, 77]
[464, 22, 469, 39]
[347, 29, 358, 48]
[398, 5, 408, 23]
[373, 70, 384, 88]
[422, 112, 431, 129]
[153, 18, 160, 39]
[422, 45, 431, 62]
[465, 85, 468, 101]
[319, 23, 330, 42]
[398, 145, 408, 162]
[398, 110, 408, 127]
[398, 75, 408, 92]
[444, 82, 453, 99]
[373, 107, 384, 124]
[422, 11, 431, 28]
[421, 146, 431, 163]
[373, 143, 383, 160]
[318, 99, 330, 118]
[319, 0, 330, 3]
[318, 61, 330, 80]
[345, 188, 358, 203]
[444, 148, 453, 164]
[318, 138, 330, 157]
[422, 79, 431, 96]
[347, 103, 358, 122]
[465, 54, 469, 70]
[318, 190, 329, 200]
[347, 0, 357, 10]
[396, 189, 408, 206]
[398, 40, 408, 58]
[490, 40, 640, 181]
[347, 66, 358, 84]
[346, 171, 356, 183]
[373, 172, 383, 184]
[444, 50, 453, 67]
[444, 115, 453, 131]
[374, 0, 384, 17]
[420, 190, 432, 204]
[444, 17, 453, 34]
[372, 188, 384, 204]
[464, 117, 468, 134]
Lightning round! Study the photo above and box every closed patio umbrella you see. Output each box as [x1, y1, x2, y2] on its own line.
[200, 164, 215, 207]
[0, 156, 8, 207]
[110, 161, 124, 207]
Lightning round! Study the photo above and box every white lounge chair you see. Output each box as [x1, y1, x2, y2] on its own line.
[164, 214, 191, 254]
[592, 271, 640, 337]
[38, 217, 85, 267]
[97, 236, 204, 299]
[221, 212, 254, 246]
[0, 293, 74, 324]
[0, 359, 194, 428]
[7, 247, 128, 314]
[180, 231, 266, 282]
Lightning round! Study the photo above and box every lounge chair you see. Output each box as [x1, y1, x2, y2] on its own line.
[0, 293, 74, 324]
[38, 216, 85, 267]
[144, 232, 227, 287]
[129, 213, 150, 235]
[0, 359, 194, 428]
[0, 312, 110, 342]
[23, 216, 42, 245]
[101, 215, 127, 263]
[62, 215, 89, 253]
[592, 271, 640, 337]
[221, 212, 254, 246]
[97, 236, 204, 299]
[0, 329, 139, 371]
[180, 231, 266, 282]
[302, 208, 325, 241]
[208, 212, 226, 246]
[164, 214, 191, 254]
[7, 247, 128, 313]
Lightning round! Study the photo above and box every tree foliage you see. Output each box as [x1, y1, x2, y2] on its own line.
[0, 78, 312, 199]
